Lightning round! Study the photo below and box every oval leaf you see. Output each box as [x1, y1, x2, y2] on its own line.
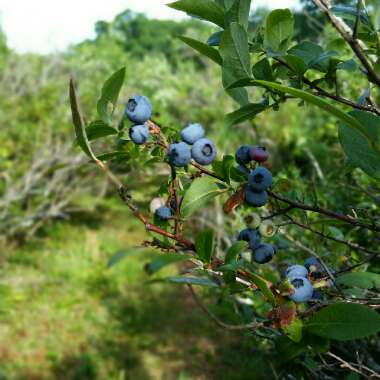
[306, 303, 380, 341]
[195, 229, 215, 263]
[97, 67, 126, 124]
[181, 177, 223, 218]
[146, 254, 192, 275]
[69, 78, 97, 162]
[336, 272, 380, 289]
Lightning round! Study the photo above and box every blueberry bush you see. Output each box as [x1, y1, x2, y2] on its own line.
[70, 1, 380, 378]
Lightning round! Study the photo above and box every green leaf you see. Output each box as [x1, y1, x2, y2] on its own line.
[283, 318, 303, 343]
[97, 67, 126, 124]
[284, 54, 307, 75]
[225, 0, 251, 30]
[245, 270, 276, 306]
[221, 154, 235, 183]
[252, 58, 274, 81]
[146, 254, 192, 275]
[336, 272, 380, 289]
[306, 303, 380, 341]
[168, 0, 225, 28]
[178, 35, 222, 65]
[288, 41, 324, 67]
[107, 249, 141, 268]
[69, 78, 97, 162]
[339, 111, 380, 180]
[220, 22, 252, 88]
[225, 241, 247, 263]
[224, 101, 268, 127]
[228, 79, 379, 154]
[195, 229, 215, 263]
[181, 176, 223, 218]
[95, 151, 130, 162]
[275, 333, 330, 364]
[264, 9, 294, 54]
[164, 276, 218, 287]
[331, 5, 370, 27]
[86, 120, 118, 141]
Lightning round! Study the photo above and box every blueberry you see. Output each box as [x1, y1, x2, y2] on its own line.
[304, 257, 325, 279]
[248, 167, 273, 192]
[245, 186, 268, 207]
[286, 265, 308, 279]
[129, 124, 149, 145]
[169, 196, 183, 212]
[167, 142, 191, 167]
[237, 228, 261, 250]
[252, 244, 275, 264]
[289, 277, 314, 303]
[180, 123, 205, 145]
[235, 145, 252, 165]
[250, 146, 269, 163]
[125, 95, 152, 124]
[191, 138, 217, 165]
[155, 206, 173, 221]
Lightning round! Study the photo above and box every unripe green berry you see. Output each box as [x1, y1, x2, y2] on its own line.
[259, 220, 276, 237]
[244, 213, 261, 228]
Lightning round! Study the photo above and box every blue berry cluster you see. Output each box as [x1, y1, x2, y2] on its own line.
[168, 124, 217, 167]
[237, 227, 276, 264]
[285, 257, 327, 303]
[125, 95, 153, 144]
[235, 145, 272, 207]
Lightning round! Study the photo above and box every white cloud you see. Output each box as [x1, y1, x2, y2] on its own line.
[0, 0, 299, 54]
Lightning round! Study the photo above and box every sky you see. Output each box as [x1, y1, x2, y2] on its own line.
[0, 0, 299, 54]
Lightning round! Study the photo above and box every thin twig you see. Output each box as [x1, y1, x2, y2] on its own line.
[187, 284, 263, 330]
[312, 0, 380, 87]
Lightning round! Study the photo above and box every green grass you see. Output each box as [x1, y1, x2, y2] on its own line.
[0, 205, 259, 380]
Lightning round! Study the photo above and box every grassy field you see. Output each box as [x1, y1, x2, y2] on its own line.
[0, 202, 259, 380]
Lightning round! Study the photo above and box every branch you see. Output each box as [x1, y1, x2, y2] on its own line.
[274, 56, 380, 116]
[284, 215, 379, 256]
[95, 161, 195, 249]
[269, 190, 380, 233]
[312, 0, 380, 87]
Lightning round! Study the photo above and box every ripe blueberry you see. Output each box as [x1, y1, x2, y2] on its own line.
[289, 277, 314, 303]
[191, 138, 217, 165]
[245, 186, 268, 207]
[252, 244, 275, 264]
[155, 206, 173, 221]
[125, 95, 152, 124]
[286, 264, 308, 279]
[235, 145, 252, 165]
[250, 146, 269, 163]
[180, 123, 205, 145]
[129, 124, 149, 145]
[237, 228, 261, 250]
[167, 142, 191, 167]
[259, 220, 276, 237]
[248, 167, 273, 192]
